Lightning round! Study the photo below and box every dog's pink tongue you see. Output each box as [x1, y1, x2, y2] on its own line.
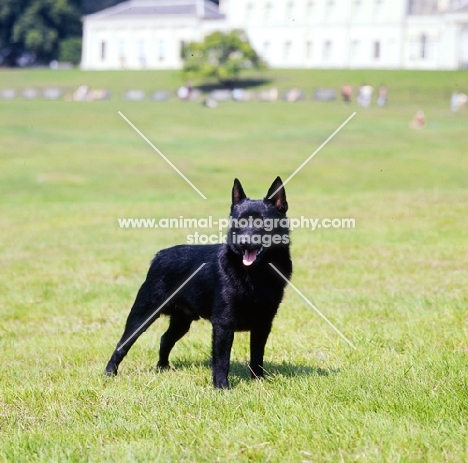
[242, 249, 257, 266]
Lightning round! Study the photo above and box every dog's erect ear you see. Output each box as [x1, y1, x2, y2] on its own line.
[232, 178, 247, 207]
[265, 176, 288, 214]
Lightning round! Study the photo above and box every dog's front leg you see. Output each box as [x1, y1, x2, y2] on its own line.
[249, 321, 272, 379]
[211, 323, 234, 389]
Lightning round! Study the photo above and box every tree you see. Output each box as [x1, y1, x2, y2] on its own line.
[82, 0, 126, 15]
[0, 0, 81, 65]
[59, 37, 82, 65]
[182, 30, 265, 85]
[0, 0, 28, 63]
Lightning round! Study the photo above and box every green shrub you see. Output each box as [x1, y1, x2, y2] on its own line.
[58, 37, 82, 65]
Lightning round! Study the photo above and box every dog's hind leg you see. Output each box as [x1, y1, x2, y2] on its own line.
[104, 282, 161, 376]
[157, 311, 193, 369]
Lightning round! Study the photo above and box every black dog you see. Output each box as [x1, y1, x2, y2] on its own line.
[105, 177, 292, 388]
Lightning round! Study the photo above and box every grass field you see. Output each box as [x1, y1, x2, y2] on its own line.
[1, 68, 467, 462]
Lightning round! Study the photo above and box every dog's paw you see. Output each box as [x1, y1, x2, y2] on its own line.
[156, 362, 171, 371]
[104, 367, 118, 377]
[213, 378, 230, 390]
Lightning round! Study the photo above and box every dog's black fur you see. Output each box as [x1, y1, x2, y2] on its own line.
[105, 177, 292, 388]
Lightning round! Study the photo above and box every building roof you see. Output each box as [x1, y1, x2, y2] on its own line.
[451, 5, 468, 12]
[449, 0, 468, 13]
[85, 0, 224, 20]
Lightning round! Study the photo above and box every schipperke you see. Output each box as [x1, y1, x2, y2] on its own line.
[105, 177, 292, 389]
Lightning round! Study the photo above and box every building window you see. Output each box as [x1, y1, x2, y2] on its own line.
[264, 2, 272, 24]
[119, 40, 125, 58]
[350, 40, 360, 60]
[139, 40, 146, 67]
[180, 40, 186, 59]
[323, 40, 332, 60]
[118, 39, 126, 67]
[374, 0, 384, 19]
[460, 25, 468, 69]
[101, 41, 106, 61]
[306, 2, 315, 22]
[408, 0, 437, 15]
[158, 38, 165, 62]
[286, 1, 294, 19]
[284, 41, 292, 62]
[263, 41, 271, 62]
[246, 2, 254, 23]
[409, 34, 437, 61]
[305, 41, 313, 60]
[388, 38, 396, 59]
[352, 0, 362, 20]
[409, 34, 433, 60]
[420, 34, 427, 59]
[325, 1, 335, 21]
[374, 41, 381, 59]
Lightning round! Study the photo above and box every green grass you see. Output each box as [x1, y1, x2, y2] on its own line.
[1, 68, 467, 462]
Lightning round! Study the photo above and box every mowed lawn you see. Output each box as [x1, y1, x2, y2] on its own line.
[0, 69, 467, 462]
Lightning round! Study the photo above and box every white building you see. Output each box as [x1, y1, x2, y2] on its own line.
[81, 0, 468, 70]
[81, 0, 225, 70]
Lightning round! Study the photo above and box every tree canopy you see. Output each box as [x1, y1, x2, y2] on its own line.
[0, 0, 82, 65]
[182, 30, 265, 85]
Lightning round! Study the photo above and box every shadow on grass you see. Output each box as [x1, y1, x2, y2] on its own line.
[194, 78, 272, 92]
[165, 358, 338, 382]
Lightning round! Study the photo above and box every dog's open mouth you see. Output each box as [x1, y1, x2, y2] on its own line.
[242, 247, 263, 266]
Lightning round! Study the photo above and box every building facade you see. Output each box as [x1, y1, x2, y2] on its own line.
[81, 0, 468, 70]
[81, 0, 225, 70]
